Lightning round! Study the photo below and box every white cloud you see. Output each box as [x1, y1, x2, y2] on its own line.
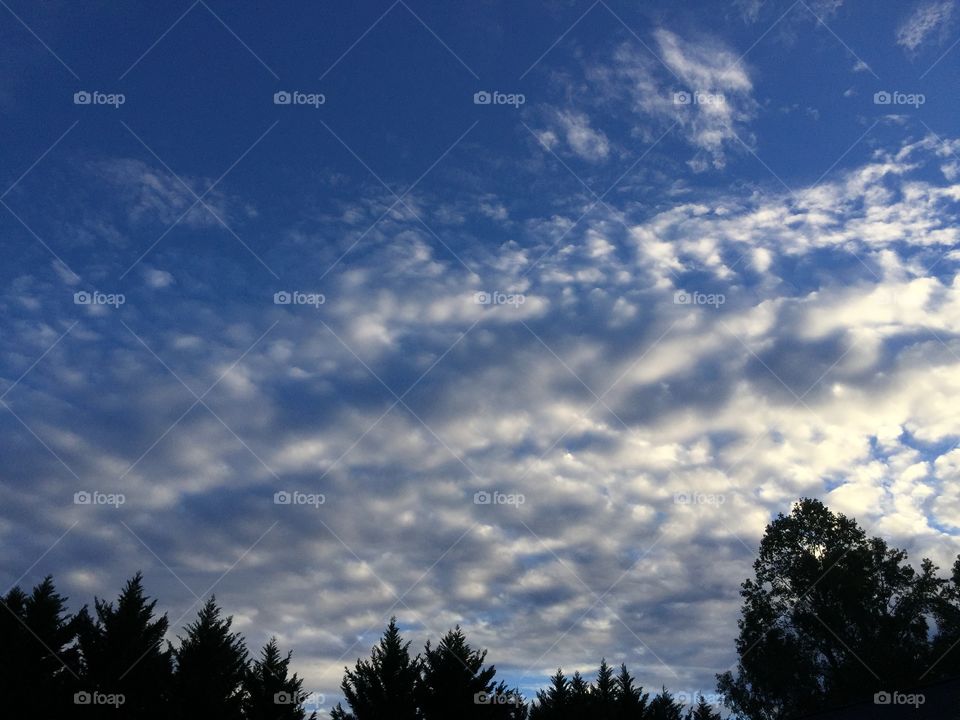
[588, 31, 756, 170]
[538, 110, 611, 163]
[6, 130, 960, 706]
[143, 267, 175, 288]
[897, 0, 956, 51]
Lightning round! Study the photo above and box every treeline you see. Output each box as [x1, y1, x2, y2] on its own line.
[326, 618, 720, 719]
[3, 498, 960, 719]
[0, 573, 313, 719]
[0, 569, 715, 719]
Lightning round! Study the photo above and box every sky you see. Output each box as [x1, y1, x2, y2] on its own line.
[3, 0, 960, 713]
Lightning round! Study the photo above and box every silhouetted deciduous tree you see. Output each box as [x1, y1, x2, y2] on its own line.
[172, 596, 249, 720]
[717, 498, 945, 719]
[932, 556, 960, 680]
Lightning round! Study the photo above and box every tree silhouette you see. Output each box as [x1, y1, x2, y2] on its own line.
[648, 687, 684, 720]
[416, 625, 525, 719]
[568, 671, 591, 717]
[242, 637, 316, 720]
[685, 696, 722, 720]
[589, 659, 617, 719]
[932, 555, 960, 680]
[331, 617, 420, 720]
[8, 498, 955, 720]
[76, 572, 172, 719]
[530, 668, 570, 720]
[0, 577, 81, 717]
[717, 498, 944, 719]
[172, 596, 249, 719]
[614, 663, 649, 718]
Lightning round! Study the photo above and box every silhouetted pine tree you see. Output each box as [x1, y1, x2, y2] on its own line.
[331, 617, 420, 720]
[530, 668, 570, 720]
[0, 577, 81, 717]
[614, 664, 648, 719]
[416, 625, 526, 719]
[171, 596, 248, 719]
[242, 637, 316, 720]
[589, 659, 617, 719]
[648, 687, 684, 720]
[76, 572, 172, 719]
[568, 671, 591, 717]
[685, 696, 722, 720]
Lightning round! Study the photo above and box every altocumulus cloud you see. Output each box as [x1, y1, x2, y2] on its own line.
[3, 130, 960, 701]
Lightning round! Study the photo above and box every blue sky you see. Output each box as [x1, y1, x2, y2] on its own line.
[4, 0, 960, 712]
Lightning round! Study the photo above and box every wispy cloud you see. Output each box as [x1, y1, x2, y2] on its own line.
[897, 0, 956, 51]
[590, 30, 756, 170]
